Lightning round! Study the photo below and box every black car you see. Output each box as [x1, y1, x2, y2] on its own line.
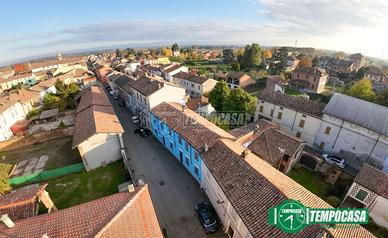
[134, 128, 151, 137]
[195, 202, 219, 233]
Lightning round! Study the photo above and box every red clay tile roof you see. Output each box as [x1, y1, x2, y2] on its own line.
[248, 128, 304, 167]
[355, 163, 388, 199]
[259, 89, 326, 117]
[115, 74, 164, 97]
[0, 186, 162, 238]
[0, 184, 47, 221]
[29, 77, 58, 92]
[229, 119, 276, 138]
[164, 64, 183, 74]
[72, 86, 123, 147]
[202, 139, 375, 238]
[185, 96, 209, 111]
[173, 71, 210, 84]
[151, 102, 235, 152]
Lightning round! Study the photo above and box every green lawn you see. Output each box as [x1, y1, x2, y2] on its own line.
[43, 161, 127, 210]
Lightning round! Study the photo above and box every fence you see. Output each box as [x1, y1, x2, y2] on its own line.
[9, 163, 84, 186]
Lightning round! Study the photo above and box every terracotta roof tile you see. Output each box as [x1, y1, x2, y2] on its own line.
[0, 184, 47, 221]
[355, 163, 388, 199]
[0, 186, 162, 238]
[151, 102, 235, 152]
[185, 96, 209, 111]
[173, 72, 210, 84]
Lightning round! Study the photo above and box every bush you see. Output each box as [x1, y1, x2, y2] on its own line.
[58, 121, 65, 129]
[26, 109, 40, 119]
[326, 196, 341, 207]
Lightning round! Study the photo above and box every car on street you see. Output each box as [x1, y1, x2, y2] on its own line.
[134, 127, 151, 137]
[130, 116, 140, 124]
[322, 154, 345, 168]
[195, 202, 219, 234]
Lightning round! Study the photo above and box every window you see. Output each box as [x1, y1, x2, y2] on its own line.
[191, 83, 194, 87]
[194, 164, 199, 175]
[299, 119, 305, 128]
[355, 189, 368, 202]
[319, 142, 325, 150]
[178, 136, 182, 144]
[270, 110, 274, 117]
[277, 112, 283, 120]
[325, 126, 331, 135]
[185, 141, 189, 151]
[296, 132, 301, 138]
[194, 151, 199, 161]
[169, 141, 173, 149]
[185, 156, 190, 165]
[259, 105, 264, 113]
[198, 85, 200, 90]
[169, 128, 172, 136]
[227, 226, 235, 238]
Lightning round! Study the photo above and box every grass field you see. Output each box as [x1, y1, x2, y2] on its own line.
[285, 88, 306, 96]
[42, 161, 127, 210]
[0, 137, 81, 171]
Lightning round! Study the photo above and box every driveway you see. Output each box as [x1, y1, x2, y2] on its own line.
[108, 96, 226, 238]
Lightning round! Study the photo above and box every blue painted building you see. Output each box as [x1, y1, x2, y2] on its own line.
[150, 102, 235, 183]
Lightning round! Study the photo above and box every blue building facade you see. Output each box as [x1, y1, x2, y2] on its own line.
[150, 112, 203, 183]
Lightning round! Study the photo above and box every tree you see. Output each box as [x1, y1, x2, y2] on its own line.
[241, 43, 261, 69]
[162, 48, 173, 57]
[312, 56, 319, 67]
[222, 49, 235, 64]
[171, 43, 179, 52]
[262, 49, 272, 59]
[231, 62, 240, 71]
[376, 89, 388, 106]
[223, 88, 257, 114]
[209, 80, 230, 111]
[346, 78, 376, 102]
[298, 56, 313, 68]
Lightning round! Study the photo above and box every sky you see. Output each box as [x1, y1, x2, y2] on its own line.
[1, 0, 388, 65]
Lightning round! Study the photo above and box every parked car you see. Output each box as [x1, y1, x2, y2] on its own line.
[322, 154, 345, 168]
[195, 202, 219, 234]
[134, 127, 151, 137]
[130, 116, 140, 124]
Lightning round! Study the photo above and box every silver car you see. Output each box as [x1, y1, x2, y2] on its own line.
[322, 154, 345, 168]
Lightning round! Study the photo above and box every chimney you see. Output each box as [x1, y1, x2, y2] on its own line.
[127, 184, 135, 193]
[1, 214, 14, 228]
[254, 124, 260, 133]
[203, 143, 209, 153]
[241, 149, 248, 158]
[181, 104, 186, 112]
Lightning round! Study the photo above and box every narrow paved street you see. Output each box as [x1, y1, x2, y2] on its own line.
[108, 95, 226, 238]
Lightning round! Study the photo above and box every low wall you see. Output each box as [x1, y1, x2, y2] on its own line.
[0, 127, 74, 151]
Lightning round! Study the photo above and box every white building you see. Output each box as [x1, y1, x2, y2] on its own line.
[162, 64, 188, 82]
[113, 73, 186, 128]
[124, 62, 141, 74]
[255, 90, 325, 146]
[72, 86, 124, 171]
[315, 93, 388, 167]
[172, 72, 217, 97]
[29, 77, 58, 100]
[343, 163, 388, 229]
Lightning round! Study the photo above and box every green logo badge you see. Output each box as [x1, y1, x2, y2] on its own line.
[269, 200, 368, 234]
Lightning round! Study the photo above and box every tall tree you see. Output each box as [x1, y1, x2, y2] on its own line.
[376, 89, 388, 106]
[209, 80, 230, 111]
[262, 49, 272, 59]
[222, 49, 235, 64]
[346, 78, 376, 102]
[171, 43, 179, 52]
[223, 88, 257, 114]
[162, 48, 173, 57]
[242, 43, 261, 69]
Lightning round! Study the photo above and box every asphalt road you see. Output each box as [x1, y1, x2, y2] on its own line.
[108, 95, 226, 238]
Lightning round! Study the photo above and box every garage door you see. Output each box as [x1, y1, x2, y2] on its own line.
[299, 155, 318, 171]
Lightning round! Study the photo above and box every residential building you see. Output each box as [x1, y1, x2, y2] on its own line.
[0, 73, 37, 93]
[0, 90, 39, 141]
[0, 184, 56, 221]
[96, 66, 113, 83]
[150, 102, 236, 183]
[72, 86, 124, 171]
[162, 64, 188, 82]
[201, 138, 374, 238]
[230, 119, 305, 173]
[150, 101, 373, 237]
[286, 55, 300, 71]
[256, 89, 326, 146]
[124, 62, 141, 74]
[0, 68, 14, 79]
[290, 67, 328, 94]
[29, 77, 58, 100]
[185, 96, 215, 116]
[315, 93, 388, 168]
[172, 71, 217, 97]
[265, 75, 286, 93]
[113, 74, 186, 128]
[225, 72, 255, 89]
[319, 56, 354, 75]
[349, 53, 366, 71]
[364, 66, 387, 82]
[0, 185, 163, 238]
[28, 56, 84, 73]
[343, 163, 388, 229]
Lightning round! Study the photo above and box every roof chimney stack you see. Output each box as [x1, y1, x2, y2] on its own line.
[1, 214, 14, 228]
[241, 149, 248, 159]
[203, 143, 209, 153]
[127, 184, 135, 193]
